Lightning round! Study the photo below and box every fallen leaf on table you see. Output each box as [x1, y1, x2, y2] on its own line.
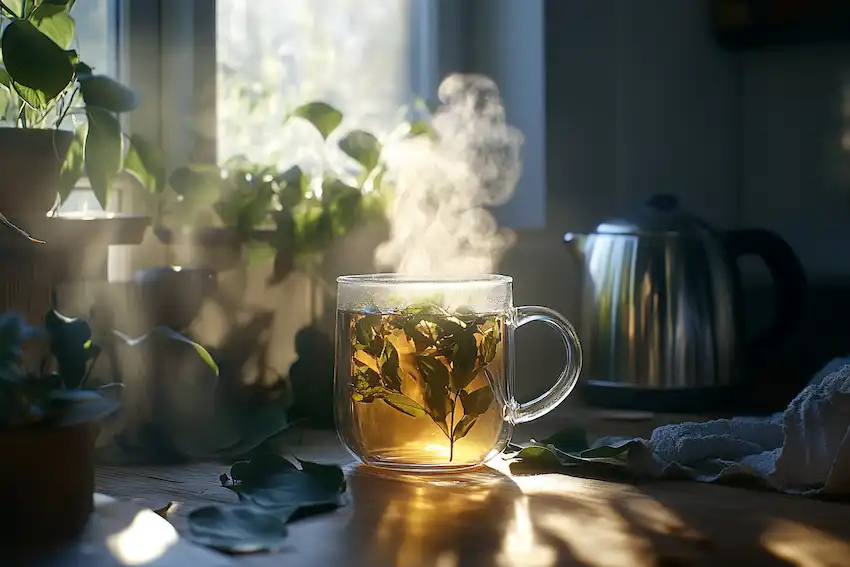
[188, 505, 289, 554]
[508, 424, 651, 476]
[221, 454, 347, 514]
[188, 454, 347, 554]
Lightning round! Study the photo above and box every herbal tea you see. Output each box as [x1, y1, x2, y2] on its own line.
[336, 307, 509, 466]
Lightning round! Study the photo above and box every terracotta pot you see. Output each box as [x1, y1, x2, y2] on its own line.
[0, 422, 96, 545]
[0, 128, 74, 216]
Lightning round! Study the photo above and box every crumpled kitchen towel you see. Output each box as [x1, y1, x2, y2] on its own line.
[513, 358, 850, 496]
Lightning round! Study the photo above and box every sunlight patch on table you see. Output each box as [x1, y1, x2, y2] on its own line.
[761, 518, 850, 567]
[105, 508, 178, 565]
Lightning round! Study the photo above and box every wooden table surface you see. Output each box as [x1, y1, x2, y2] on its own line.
[88, 415, 850, 567]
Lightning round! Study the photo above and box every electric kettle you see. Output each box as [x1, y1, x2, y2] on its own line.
[564, 194, 806, 412]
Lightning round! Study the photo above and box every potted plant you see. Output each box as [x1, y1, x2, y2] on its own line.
[0, 0, 151, 240]
[0, 307, 119, 544]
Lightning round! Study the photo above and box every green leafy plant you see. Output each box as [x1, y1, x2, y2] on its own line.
[0, 302, 220, 432]
[151, 101, 395, 284]
[349, 304, 502, 461]
[187, 454, 347, 553]
[0, 0, 144, 210]
[0, 308, 117, 429]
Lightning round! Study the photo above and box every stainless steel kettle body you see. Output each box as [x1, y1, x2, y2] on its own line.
[566, 194, 806, 411]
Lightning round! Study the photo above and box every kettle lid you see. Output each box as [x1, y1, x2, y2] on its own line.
[595, 194, 711, 235]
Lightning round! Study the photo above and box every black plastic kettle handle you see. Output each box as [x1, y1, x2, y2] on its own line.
[724, 229, 807, 365]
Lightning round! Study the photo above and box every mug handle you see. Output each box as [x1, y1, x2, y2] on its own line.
[511, 306, 583, 424]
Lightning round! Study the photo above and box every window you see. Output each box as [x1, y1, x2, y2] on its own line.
[215, 0, 426, 170]
[62, 0, 546, 226]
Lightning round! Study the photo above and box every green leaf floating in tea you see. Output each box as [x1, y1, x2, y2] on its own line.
[349, 303, 503, 462]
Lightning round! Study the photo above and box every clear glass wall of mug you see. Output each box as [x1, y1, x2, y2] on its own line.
[335, 274, 582, 471]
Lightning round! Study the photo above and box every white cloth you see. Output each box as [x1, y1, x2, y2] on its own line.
[595, 359, 850, 496]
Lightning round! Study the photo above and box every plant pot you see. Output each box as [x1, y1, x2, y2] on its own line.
[0, 128, 74, 216]
[132, 265, 218, 331]
[0, 422, 97, 545]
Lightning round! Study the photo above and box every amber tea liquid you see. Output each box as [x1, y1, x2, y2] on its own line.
[335, 309, 510, 467]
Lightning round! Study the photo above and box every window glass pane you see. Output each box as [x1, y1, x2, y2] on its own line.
[216, 0, 414, 171]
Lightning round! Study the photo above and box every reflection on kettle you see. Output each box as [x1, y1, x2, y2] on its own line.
[564, 194, 806, 413]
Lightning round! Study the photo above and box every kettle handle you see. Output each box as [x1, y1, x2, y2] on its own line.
[724, 229, 807, 365]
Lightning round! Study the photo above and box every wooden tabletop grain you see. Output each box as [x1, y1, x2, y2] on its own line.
[88, 418, 850, 567]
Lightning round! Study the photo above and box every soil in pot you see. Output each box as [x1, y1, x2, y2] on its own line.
[0, 422, 97, 545]
[0, 128, 74, 217]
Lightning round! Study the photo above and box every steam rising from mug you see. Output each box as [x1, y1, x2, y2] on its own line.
[375, 74, 524, 277]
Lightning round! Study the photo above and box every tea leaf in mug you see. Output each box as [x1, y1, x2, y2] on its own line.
[352, 366, 383, 402]
[417, 355, 450, 390]
[401, 299, 447, 315]
[452, 415, 477, 442]
[354, 314, 382, 354]
[354, 349, 381, 376]
[460, 385, 494, 418]
[397, 316, 434, 352]
[423, 315, 466, 337]
[379, 340, 402, 390]
[450, 330, 479, 392]
[480, 332, 499, 367]
[381, 391, 426, 418]
[423, 383, 453, 426]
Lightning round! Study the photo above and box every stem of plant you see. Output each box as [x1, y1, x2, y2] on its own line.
[54, 87, 79, 129]
[448, 390, 458, 462]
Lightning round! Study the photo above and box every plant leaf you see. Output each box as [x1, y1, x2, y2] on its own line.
[417, 355, 450, 391]
[29, 2, 75, 49]
[289, 101, 342, 139]
[452, 415, 476, 442]
[338, 130, 381, 174]
[44, 308, 94, 389]
[84, 107, 123, 208]
[168, 164, 223, 204]
[378, 340, 402, 390]
[51, 390, 120, 427]
[276, 165, 307, 208]
[1, 20, 74, 109]
[78, 75, 139, 113]
[221, 456, 346, 513]
[450, 330, 478, 392]
[1, 0, 28, 17]
[124, 134, 166, 193]
[114, 327, 219, 376]
[188, 505, 289, 554]
[459, 385, 493, 418]
[0, 87, 9, 119]
[151, 326, 218, 376]
[58, 124, 86, 203]
[381, 391, 425, 418]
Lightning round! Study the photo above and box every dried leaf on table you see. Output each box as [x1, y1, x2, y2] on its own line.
[189, 454, 348, 554]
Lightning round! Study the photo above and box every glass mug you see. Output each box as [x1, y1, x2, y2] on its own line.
[334, 274, 582, 471]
